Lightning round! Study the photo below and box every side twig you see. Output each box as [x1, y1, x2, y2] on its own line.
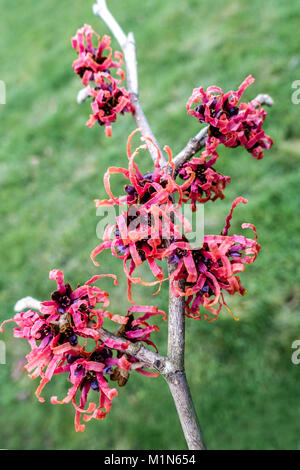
[14, 297, 169, 373]
[97, 325, 169, 373]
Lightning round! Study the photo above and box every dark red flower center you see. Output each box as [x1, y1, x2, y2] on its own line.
[51, 283, 73, 313]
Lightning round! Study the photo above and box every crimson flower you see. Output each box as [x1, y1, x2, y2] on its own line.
[72, 24, 124, 85]
[178, 151, 231, 211]
[50, 347, 121, 432]
[164, 197, 260, 321]
[72, 25, 134, 136]
[86, 77, 135, 136]
[119, 304, 167, 351]
[110, 304, 167, 381]
[187, 75, 273, 159]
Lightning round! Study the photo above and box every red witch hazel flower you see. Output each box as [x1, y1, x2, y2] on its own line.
[86, 76, 135, 137]
[91, 130, 191, 300]
[72, 24, 124, 85]
[187, 75, 273, 159]
[110, 305, 167, 380]
[0, 269, 166, 432]
[164, 197, 260, 321]
[0, 269, 120, 402]
[119, 305, 167, 352]
[178, 150, 231, 211]
[51, 303, 166, 432]
[72, 25, 135, 136]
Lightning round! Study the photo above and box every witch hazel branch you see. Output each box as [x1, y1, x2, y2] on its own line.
[1, 0, 273, 450]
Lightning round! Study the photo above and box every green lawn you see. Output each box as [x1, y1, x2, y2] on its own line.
[0, 0, 300, 450]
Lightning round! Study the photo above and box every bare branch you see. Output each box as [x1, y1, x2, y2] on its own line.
[254, 93, 274, 107]
[164, 252, 207, 449]
[93, 0, 128, 49]
[173, 126, 209, 173]
[165, 371, 206, 450]
[167, 267, 186, 370]
[77, 86, 90, 104]
[97, 326, 169, 373]
[14, 296, 41, 312]
[122, 31, 138, 97]
[173, 93, 274, 171]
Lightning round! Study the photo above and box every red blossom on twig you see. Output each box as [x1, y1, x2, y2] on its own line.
[86, 77, 135, 136]
[164, 197, 260, 321]
[91, 130, 191, 300]
[178, 151, 231, 211]
[187, 75, 273, 159]
[72, 24, 135, 136]
[1, 269, 165, 431]
[72, 24, 124, 84]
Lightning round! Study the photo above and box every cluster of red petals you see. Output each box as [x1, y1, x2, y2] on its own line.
[0, 269, 165, 431]
[164, 197, 260, 321]
[72, 24, 134, 136]
[72, 24, 124, 84]
[187, 75, 273, 160]
[91, 131, 191, 301]
[178, 151, 231, 211]
[86, 77, 135, 137]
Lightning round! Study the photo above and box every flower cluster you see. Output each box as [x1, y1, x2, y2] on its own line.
[164, 198, 260, 321]
[72, 24, 134, 136]
[86, 78, 134, 136]
[91, 130, 191, 301]
[72, 24, 124, 84]
[180, 75, 273, 210]
[178, 151, 231, 211]
[0, 269, 165, 431]
[187, 75, 273, 159]
[91, 130, 262, 320]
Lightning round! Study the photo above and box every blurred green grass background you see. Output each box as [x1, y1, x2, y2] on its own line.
[0, 0, 300, 450]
